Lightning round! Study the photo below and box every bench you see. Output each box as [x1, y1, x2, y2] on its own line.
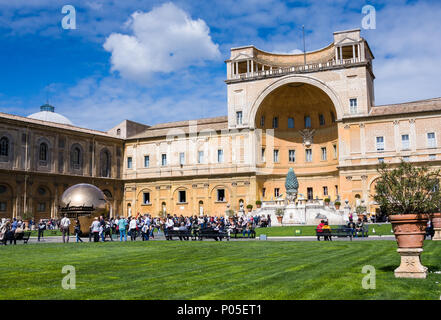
[166, 229, 195, 241]
[15, 231, 31, 244]
[197, 228, 230, 241]
[230, 227, 256, 239]
[316, 228, 353, 241]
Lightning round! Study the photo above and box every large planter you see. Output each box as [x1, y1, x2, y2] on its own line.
[389, 214, 429, 248]
[389, 214, 429, 279]
[431, 212, 441, 240]
[276, 216, 283, 224]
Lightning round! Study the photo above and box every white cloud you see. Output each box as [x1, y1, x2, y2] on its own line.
[103, 2, 221, 80]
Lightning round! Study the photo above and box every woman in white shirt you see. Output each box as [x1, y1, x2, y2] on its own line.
[129, 218, 137, 241]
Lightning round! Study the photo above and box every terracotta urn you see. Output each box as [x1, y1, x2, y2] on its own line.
[431, 212, 441, 229]
[276, 216, 283, 224]
[256, 204, 261, 209]
[335, 204, 340, 210]
[389, 214, 429, 248]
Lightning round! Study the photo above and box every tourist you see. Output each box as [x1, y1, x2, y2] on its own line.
[60, 214, 71, 243]
[99, 215, 106, 242]
[103, 219, 113, 241]
[38, 219, 46, 241]
[316, 220, 325, 241]
[90, 217, 101, 242]
[74, 219, 83, 243]
[355, 218, 364, 237]
[118, 216, 127, 241]
[129, 217, 137, 241]
[322, 221, 331, 241]
[347, 218, 356, 237]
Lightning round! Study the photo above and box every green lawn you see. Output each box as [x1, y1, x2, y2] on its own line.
[0, 240, 440, 300]
[255, 224, 393, 237]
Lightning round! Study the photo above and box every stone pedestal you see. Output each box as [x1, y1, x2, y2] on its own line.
[433, 228, 441, 241]
[394, 248, 428, 279]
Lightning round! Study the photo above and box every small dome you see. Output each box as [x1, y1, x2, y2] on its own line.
[27, 103, 73, 125]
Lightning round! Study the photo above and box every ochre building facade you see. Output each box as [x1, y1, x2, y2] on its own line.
[1, 29, 441, 219]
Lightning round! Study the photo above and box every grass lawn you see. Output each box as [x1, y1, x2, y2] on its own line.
[0, 240, 440, 300]
[255, 224, 393, 237]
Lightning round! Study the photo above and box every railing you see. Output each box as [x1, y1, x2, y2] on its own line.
[229, 58, 363, 81]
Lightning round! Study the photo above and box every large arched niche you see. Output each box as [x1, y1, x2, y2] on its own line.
[248, 75, 343, 128]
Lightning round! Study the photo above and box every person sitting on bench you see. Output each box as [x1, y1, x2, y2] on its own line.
[355, 218, 364, 237]
[316, 220, 325, 241]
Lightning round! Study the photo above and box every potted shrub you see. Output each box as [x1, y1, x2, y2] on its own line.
[275, 208, 284, 224]
[21, 212, 33, 230]
[374, 161, 441, 278]
[324, 198, 331, 206]
[246, 204, 253, 212]
[255, 200, 262, 208]
[334, 201, 341, 210]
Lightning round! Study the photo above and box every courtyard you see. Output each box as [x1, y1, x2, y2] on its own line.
[1, 240, 440, 300]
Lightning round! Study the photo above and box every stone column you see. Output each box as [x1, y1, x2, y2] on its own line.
[394, 248, 428, 279]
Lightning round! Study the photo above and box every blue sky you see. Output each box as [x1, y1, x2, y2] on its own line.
[1, 0, 441, 131]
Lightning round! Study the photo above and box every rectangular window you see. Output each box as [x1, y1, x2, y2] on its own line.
[0, 202, 6, 211]
[260, 116, 265, 127]
[323, 186, 328, 196]
[428, 132, 436, 148]
[321, 147, 327, 161]
[333, 144, 337, 159]
[217, 189, 225, 202]
[306, 149, 312, 162]
[319, 114, 325, 126]
[350, 98, 358, 114]
[127, 157, 132, 169]
[144, 155, 149, 168]
[272, 117, 278, 129]
[198, 151, 204, 164]
[335, 185, 338, 195]
[274, 188, 280, 197]
[37, 202, 46, 212]
[304, 116, 311, 128]
[288, 117, 294, 128]
[378, 157, 385, 163]
[403, 156, 410, 162]
[429, 154, 436, 160]
[261, 148, 265, 162]
[307, 188, 313, 200]
[401, 134, 410, 150]
[178, 190, 186, 203]
[288, 150, 295, 162]
[161, 154, 167, 166]
[376, 136, 384, 151]
[217, 149, 224, 163]
[179, 152, 185, 165]
[143, 192, 150, 204]
[273, 149, 279, 163]
[236, 111, 243, 125]
[262, 188, 266, 198]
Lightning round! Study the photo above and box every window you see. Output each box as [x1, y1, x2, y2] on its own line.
[273, 149, 279, 163]
[0, 137, 8, 156]
[401, 134, 410, 150]
[350, 98, 358, 114]
[0, 202, 6, 211]
[274, 188, 280, 197]
[178, 190, 186, 203]
[428, 132, 436, 148]
[272, 117, 278, 129]
[330, 112, 336, 123]
[217, 149, 224, 163]
[335, 185, 338, 195]
[72, 147, 81, 166]
[321, 147, 327, 161]
[403, 156, 410, 162]
[236, 111, 243, 125]
[306, 149, 312, 162]
[288, 117, 294, 128]
[161, 154, 167, 166]
[289, 150, 295, 162]
[319, 114, 325, 126]
[127, 157, 132, 169]
[262, 188, 266, 197]
[143, 192, 150, 204]
[333, 144, 337, 159]
[37, 202, 46, 212]
[116, 128, 121, 136]
[100, 150, 110, 177]
[307, 188, 313, 200]
[304, 116, 311, 128]
[39, 143, 48, 161]
[261, 148, 265, 162]
[179, 152, 185, 165]
[376, 136, 384, 151]
[378, 157, 385, 163]
[323, 186, 328, 196]
[144, 155, 150, 168]
[198, 151, 204, 164]
[217, 189, 225, 202]
[260, 116, 265, 127]
[429, 154, 436, 160]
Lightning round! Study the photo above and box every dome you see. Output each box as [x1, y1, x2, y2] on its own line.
[60, 183, 108, 212]
[27, 103, 73, 125]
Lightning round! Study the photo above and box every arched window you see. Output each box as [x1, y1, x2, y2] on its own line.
[39, 143, 48, 161]
[0, 137, 9, 156]
[100, 149, 111, 177]
[73, 147, 81, 165]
